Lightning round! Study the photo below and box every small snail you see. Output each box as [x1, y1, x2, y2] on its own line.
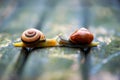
[58, 28, 99, 48]
[13, 28, 58, 48]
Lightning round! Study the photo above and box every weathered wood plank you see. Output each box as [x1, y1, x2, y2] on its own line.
[0, 0, 52, 80]
[86, 4, 120, 80]
[21, 48, 80, 80]
[20, 0, 82, 80]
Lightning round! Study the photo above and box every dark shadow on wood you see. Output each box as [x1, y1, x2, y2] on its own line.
[16, 48, 30, 74]
[78, 0, 92, 79]
[79, 47, 91, 80]
[10, 47, 30, 80]
[79, 0, 92, 29]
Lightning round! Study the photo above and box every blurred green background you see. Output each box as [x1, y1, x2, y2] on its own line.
[0, 0, 120, 80]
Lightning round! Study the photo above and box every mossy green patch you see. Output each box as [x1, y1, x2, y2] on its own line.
[104, 37, 120, 57]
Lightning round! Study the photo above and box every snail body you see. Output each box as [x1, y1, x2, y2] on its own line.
[69, 28, 94, 45]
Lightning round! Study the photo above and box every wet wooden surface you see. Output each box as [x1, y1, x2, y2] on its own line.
[0, 0, 120, 80]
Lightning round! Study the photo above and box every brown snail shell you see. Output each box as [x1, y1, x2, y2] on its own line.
[21, 28, 45, 45]
[69, 28, 94, 44]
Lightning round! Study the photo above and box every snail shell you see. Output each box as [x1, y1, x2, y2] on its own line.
[69, 28, 94, 44]
[21, 28, 45, 45]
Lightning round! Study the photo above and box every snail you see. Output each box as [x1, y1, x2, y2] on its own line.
[13, 28, 58, 48]
[58, 28, 99, 48]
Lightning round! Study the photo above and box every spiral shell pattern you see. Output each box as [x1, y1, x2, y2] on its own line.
[21, 28, 45, 44]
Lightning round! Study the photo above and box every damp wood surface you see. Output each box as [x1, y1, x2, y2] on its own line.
[0, 0, 120, 80]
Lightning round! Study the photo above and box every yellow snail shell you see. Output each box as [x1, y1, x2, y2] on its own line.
[21, 28, 45, 45]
